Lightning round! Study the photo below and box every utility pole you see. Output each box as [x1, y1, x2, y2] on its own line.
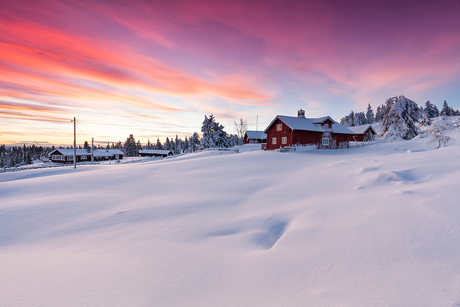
[256, 115, 258, 139]
[72, 117, 76, 169]
[91, 137, 94, 164]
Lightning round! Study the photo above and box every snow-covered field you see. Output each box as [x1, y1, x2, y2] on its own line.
[1, 124, 460, 306]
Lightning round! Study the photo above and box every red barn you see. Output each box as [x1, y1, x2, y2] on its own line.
[263, 109, 355, 150]
[347, 125, 377, 142]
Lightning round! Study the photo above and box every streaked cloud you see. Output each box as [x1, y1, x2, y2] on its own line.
[1, 0, 459, 145]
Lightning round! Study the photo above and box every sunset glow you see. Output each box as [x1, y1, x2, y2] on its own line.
[1, 0, 459, 146]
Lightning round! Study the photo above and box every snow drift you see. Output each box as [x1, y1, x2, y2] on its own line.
[1, 129, 460, 306]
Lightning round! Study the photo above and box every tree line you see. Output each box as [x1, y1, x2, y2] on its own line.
[341, 96, 460, 140]
[341, 99, 459, 128]
[1, 114, 245, 166]
[0, 144, 53, 168]
[119, 114, 242, 156]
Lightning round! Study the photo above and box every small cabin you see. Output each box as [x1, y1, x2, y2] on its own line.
[49, 149, 123, 163]
[244, 131, 267, 144]
[139, 150, 174, 157]
[347, 125, 377, 142]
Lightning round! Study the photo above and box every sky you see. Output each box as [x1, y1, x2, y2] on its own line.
[1, 0, 459, 146]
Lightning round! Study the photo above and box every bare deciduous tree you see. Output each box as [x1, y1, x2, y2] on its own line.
[233, 118, 248, 140]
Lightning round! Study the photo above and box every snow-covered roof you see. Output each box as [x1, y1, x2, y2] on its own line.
[139, 150, 173, 154]
[245, 131, 267, 139]
[347, 124, 377, 135]
[93, 149, 124, 157]
[50, 149, 123, 156]
[264, 115, 355, 135]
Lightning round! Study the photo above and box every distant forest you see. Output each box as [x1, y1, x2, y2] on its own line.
[340, 96, 460, 141]
[1, 113, 242, 168]
[340, 98, 459, 127]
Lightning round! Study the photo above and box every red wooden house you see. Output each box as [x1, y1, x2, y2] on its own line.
[347, 124, 377, 142]
[263, 109, 355, 150]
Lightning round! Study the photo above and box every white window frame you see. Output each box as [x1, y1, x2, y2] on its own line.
[66, 155, 74, 161]
[81, 155, 87, 160]
[272, 137, 277, 145]
[322, 137, 330, 146]
[276, 124, 282, 131]
[282, 137, 287, 145]
[51, 155, 63, 160]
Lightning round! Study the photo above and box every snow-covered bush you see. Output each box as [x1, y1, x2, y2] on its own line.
[427, 124, 454, 149]
[419, 116, 458, 149]
[419, 113, 431, 126]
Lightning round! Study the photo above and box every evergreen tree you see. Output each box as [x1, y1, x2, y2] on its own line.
[124, 134, 138, 156]
[155, 138, 162, 150]
[229, 134, 239, 147]
[375, 105, 383, 122]
[200, 114, 230, 148]
[164, 137, 171, 150]
[189, 132, 200, 152]
[440, 100, 457, 116]
[214, 123, 230, 148]
[349, 111, 355, 126]
[366, 104, 374, 124]
[380, 95, 420, 140]
[340, 115, 350, 127]
[183, 137, 189, 153]
[174, 135, 181, 154]
[424, 101, 439, 118]
[353, 112, 367, 126]
[200, 115, 216, 148]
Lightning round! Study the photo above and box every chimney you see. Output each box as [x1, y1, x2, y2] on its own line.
[297, 109, 305, 118]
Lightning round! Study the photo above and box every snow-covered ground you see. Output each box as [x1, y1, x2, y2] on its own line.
[1, 123, 460, 306]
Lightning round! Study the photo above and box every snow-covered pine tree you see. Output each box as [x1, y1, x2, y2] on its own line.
[366, 104, 374, 124]
[124, 134, 138, 156]
[420, 113, 431, 126]
[213, 122, 230, 148]
[340, 115, 350, 127]
[380, 95, 421, 140]
[424, 101, 439, 118]
[189, 132, 200, 152]
[375, 105, 383, 122]
[200, 115, 216, 148]
[173, 135, 181, 154]
[146, 139, 152, 150]
[183, 137, 189, 153]
[348, 111, 355, 126]
[164, 137, 171, 150]
[229, 134, 239, 147]
[353, 112, 367, 126]
[155, 138, 162, 150]
[440, 100, 456, 117]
